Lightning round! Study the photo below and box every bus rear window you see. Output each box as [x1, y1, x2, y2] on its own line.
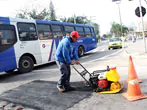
[0, 24, 17, 45]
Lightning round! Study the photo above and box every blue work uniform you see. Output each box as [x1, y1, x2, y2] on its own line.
[55, 36, 79, 88]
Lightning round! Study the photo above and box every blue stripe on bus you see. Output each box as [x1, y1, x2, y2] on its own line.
[0, 47, 17, 72]
[54, 38, 60, 49]
[0, 17, 10, 24]
[48, 39, 54, 61]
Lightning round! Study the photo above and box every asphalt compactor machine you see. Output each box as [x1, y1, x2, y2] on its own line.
[72, 64, 123, 94]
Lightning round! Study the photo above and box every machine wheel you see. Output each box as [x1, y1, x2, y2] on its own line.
[18, 56, 34, 73]
[110, 82, 121, 91]
[78, 46, 84, 57]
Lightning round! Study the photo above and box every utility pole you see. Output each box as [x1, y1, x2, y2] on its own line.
[138, 0, 147, 52]
[74, 14, 76, 24]
[116, 1, 123, 37]
[129, 0, 147, 53]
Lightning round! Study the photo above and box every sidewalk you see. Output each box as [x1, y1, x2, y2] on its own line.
[124, 40, 147, 59]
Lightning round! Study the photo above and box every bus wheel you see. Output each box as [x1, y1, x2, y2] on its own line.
[78, 46, 84, 57]
[5, 69, 15, 73]
[18, 56, 34, 73]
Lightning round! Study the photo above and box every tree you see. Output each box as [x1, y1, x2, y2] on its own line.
[60, 15, 89, 24]
[110, 22, 128, 37]
[16, 8, 50, 20]
[16, 0, 56, 20]
[92, 23, 100, 42]
[15, 3, 100, 38]
[49, 0, 56, 20]
[110, 22, 121, 37]
[122, 26, 129, 36]
[16, 9, 29, 19]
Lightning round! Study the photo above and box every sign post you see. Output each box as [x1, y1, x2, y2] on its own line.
[137, 0, 147, 53]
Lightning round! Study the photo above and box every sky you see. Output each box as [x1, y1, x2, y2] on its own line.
[0, 0, 147, 35]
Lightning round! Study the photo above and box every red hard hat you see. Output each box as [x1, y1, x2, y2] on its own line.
[70, 31, 80, 39]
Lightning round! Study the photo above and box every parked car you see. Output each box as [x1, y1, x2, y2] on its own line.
[108, 37, 122, 50]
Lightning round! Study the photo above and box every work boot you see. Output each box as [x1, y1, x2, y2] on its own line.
[57, 85, 65, 92]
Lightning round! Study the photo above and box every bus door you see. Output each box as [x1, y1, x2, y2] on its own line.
[17, 22, 42, 64]
[0, 23, 17, 72]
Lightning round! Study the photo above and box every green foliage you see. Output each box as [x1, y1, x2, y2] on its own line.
[110, 22, 128, 37]
[60, 15, 88, 24]
[16, 1, 55, 20]
[16, 9, 29, 19]
[49, 0, 56, 20]
[15, 1, 100, 38]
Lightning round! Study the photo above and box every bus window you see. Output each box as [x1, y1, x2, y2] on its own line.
[90, 27, 95, 36]
[64, 26, 74, 36]
[84, 27, 92, 37]
[17, 23, 38, 41]
[51, 25, 63, 39]
[37, 24, 53, 40]
[75, 26, 84, 37]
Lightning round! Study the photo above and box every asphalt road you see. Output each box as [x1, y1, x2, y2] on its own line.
[0, 39, 147, 110]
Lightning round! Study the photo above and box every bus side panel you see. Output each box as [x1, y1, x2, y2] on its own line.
[83, 37, 97, 52]
[48, 39, 57, 61]
[39, 39, 58, 63]
[39, 39, 53, 63]
[88, 36, 97, 51]
[0, 47, 17, 72]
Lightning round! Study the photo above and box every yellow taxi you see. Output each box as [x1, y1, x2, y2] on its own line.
[108, 37, 122, 50]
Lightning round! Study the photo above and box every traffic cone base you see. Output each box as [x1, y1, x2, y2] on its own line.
[123, 92, 147, 101]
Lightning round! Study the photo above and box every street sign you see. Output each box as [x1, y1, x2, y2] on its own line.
[135, 6, 146, 17]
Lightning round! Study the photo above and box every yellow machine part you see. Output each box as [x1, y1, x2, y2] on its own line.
[106, 68, 120, 82]
[97, 82, 124, 94]
[110, 82, 121, 91]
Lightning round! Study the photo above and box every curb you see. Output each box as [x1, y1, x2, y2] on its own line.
[124, 50, 147, 59]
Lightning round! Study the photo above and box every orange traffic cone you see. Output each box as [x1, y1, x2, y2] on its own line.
[126, 56, 142, 83]
[122, 56, 147, 101]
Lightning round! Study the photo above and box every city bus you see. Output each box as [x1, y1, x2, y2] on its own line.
[0, 16, 97, 73]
